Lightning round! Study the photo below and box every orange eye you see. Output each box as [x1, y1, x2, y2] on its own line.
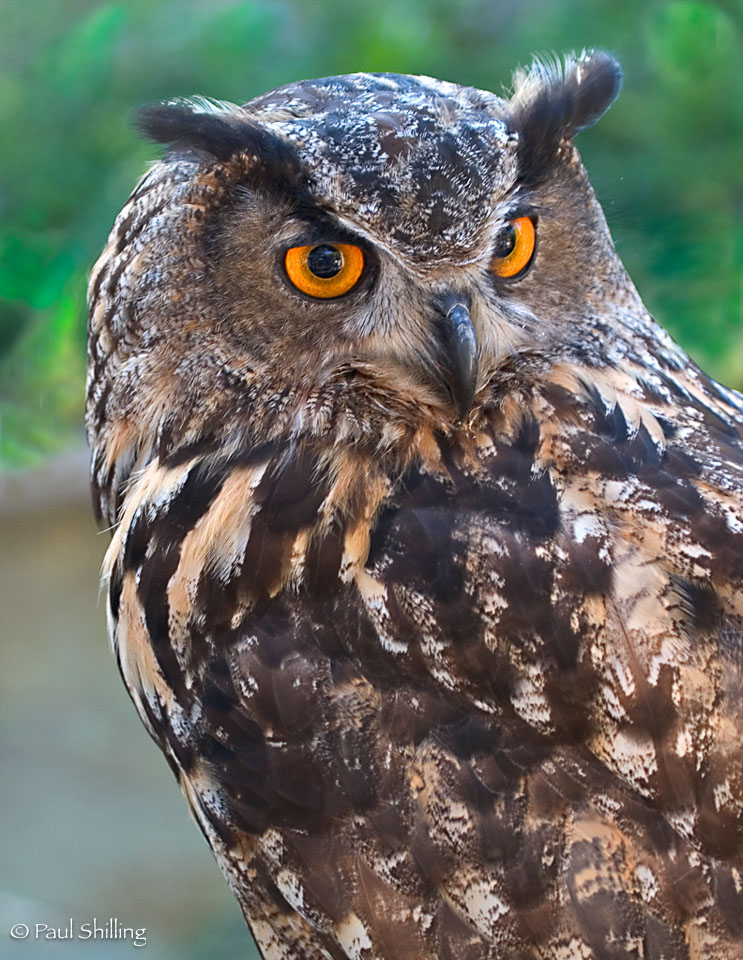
[284, 243, 364, 299]
[490, 216, 536, 279]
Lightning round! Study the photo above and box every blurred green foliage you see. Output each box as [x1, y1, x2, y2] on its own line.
[0, 0, 741, 469]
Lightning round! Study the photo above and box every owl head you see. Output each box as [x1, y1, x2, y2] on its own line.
[88, 51, 633, 521]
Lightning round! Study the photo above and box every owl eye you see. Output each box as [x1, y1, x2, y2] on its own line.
[284, 243, 365, 299]
[490, 216, 536, 279]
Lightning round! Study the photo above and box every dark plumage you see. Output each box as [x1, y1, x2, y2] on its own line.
[87, 52, 743, 958]
[510, 52, 622, 183]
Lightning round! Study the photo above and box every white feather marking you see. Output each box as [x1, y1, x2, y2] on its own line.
[336, 913, 373, 960]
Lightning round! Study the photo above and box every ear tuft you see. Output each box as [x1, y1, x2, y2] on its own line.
[135, 98, 304, 193]
[136, 98, 251, 162]
[509, 50, 622, 184]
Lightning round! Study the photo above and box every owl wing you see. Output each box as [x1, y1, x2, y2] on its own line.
[104, 357, 743, 959]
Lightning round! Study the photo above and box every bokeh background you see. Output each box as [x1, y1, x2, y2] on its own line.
[0, 0, 741, 957]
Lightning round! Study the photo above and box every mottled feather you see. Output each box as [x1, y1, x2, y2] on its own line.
[88, 53, 743, 959]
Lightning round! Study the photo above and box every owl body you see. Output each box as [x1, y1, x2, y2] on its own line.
[87, 56, 743, 959]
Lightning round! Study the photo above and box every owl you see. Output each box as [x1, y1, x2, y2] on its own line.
[86, 51, 743, 959]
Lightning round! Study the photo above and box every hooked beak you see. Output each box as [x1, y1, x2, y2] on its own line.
[431, 297, 479, 420]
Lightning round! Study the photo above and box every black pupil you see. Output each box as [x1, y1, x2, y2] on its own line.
[494, 224, 516, 259]
[307, 245, 343, 278]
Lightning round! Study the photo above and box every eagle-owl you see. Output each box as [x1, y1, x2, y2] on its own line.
[86, 52, 743, 959]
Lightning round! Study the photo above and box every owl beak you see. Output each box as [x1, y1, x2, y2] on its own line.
[433, 299, 479, 420]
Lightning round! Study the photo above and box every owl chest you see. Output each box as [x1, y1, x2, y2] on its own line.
[108, 441, 600, 812]
[107, 418, 743, 863]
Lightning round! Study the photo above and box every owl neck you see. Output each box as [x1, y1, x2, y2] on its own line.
[89, 317, 705, 533]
